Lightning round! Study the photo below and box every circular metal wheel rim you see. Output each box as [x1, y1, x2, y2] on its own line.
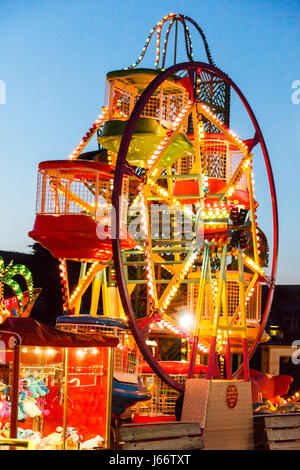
[112, 61, 279, 392]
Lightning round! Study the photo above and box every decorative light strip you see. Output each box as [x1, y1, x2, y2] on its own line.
[69, 262, 99, 307]
[125, 13, 176, 70]
[58, 259, 69, 312]
[0, 262, 34, 307]
[147, 179, 194, 219]
[232, 249, 264, 277]
[159, 248, 199, 313]
[55, 182, 94, 215]
[161, 17, 176, 69]
[140, 190, 157, 307]
[199, 103, 249, 153]
[149, 317, 209, 353]
[225, 155, 252, 198]
[155, 24, 162, 69]
[147, 101, 193, 175]
[201, 203, 232, 219]
[68, 108, 108, 160]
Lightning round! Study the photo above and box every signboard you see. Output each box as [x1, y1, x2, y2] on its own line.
[226, 384, 238, 408]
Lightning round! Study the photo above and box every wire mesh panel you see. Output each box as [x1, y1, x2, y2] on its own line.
[56, 322, 142, 375]
[133, 373, 184, 416]
[174, 135, 246, 190]
[105, 72, 189, 129]
[114, 342, 143, 375]
[187, 274, 262, 322]
[226, 149, 247, 191]
[200, 137, 228, 180]
[35, 163, 131, 226]
[36, 166, 112, 218]
[173, 153, 195, 175]
[187, 281, 211, 320]
[133, 369, 207, 417]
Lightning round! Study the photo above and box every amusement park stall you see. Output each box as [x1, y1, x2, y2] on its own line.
[0, 317, 118, 450]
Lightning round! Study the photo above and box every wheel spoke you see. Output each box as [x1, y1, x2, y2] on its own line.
[147, 101, 193, 178]
[198, 102, 249, 154]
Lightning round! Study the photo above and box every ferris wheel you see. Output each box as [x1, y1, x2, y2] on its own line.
[29, 13, 278, 395]
[109, 14, 278, 392]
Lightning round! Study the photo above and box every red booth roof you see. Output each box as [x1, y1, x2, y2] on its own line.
[0, 317, 119, 349]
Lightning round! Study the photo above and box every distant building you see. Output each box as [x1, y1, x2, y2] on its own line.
[258, 285, 300, 394]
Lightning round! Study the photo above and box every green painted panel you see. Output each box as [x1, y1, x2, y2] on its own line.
[98, 118, 193, 168]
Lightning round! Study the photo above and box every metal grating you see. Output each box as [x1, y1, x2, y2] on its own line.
[105, 74, 189, 130]
[174, 136, 246, 190]
[56, 322, 142, 375]
[188, 277, 262, 322]
[35, 166, 129, 226]
[133, 371, 205, 417]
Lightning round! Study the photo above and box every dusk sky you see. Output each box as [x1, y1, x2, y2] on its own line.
[0, 0, 299, 284]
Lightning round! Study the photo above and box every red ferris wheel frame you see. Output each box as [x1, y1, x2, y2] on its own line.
[111, 61, 279, 392]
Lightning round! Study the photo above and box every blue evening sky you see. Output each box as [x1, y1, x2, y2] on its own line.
[0, 0, 299, 284]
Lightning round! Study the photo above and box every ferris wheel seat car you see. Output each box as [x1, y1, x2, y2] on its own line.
[29, 214, 136, 261]
[172, 176, 251, 208]
[98, 118, 193, 168]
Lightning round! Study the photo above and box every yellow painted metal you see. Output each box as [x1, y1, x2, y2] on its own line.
[71, 110, 108, 161]
[151, 253, 177, 275]
[102, 269, 109, 316]
[199, 104, 249, 155]
[166, 166, 173, 196]
[0, 438, 35, 450]
[56, 181, 95, 215]
[70, 263, 107, 311]
[165, 166, 182, 264]
[191, 103, 204, 199]
[142, 187, 159, 308]
[74, 262, 87, 315]
[147, 179, 194, 223]
[228, 273, 259, 328]
[231, 248, 264, 277]
[221, 276, 228, 327]
[90, 271, 102, 316]
[219, 153, 253, 202]
[119, 284, 135, 319]
[106, 287, 124, 318]
[157, 241, 197, 310]
[147, 102, 193, 179]
[195, 245, 210, 337]
[102, 273, 135, 318]
[206, 258, 215, 326]
[189, 319, 267, 350]
[246, 165, 259, 266]
[211, 245, 228, 338]
[237, 251, 248, 340]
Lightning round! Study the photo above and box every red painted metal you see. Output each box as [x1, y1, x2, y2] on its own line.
[173, 177, 251, 207]
[9, 345, 20, 440]
[225, 338, 232, 380]
[29, 214, 136, 261]
[38, 159, 115, 179]
[206, 336, 217, 380]
[242, 338, 250, 382]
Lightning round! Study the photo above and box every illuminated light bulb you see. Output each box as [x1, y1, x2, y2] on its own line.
[47, 348, 56, 356]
